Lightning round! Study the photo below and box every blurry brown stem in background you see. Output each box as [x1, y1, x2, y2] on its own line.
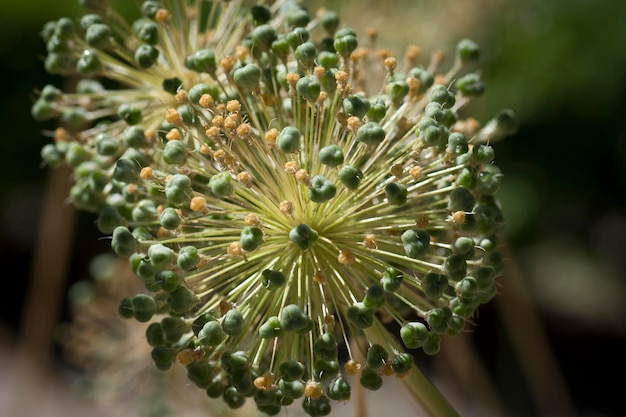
[8, 165, 76, 417]
[495, 245, 576, 417]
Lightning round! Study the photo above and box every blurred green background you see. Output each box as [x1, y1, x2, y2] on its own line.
[1, 0, 625, 416]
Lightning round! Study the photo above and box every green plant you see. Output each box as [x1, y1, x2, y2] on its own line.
[32, 1, 516, 415]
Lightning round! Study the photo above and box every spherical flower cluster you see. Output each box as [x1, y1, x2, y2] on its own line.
[33, 1, 515, 416]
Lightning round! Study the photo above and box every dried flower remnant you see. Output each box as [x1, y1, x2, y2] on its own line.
[33, 1, 516, 416]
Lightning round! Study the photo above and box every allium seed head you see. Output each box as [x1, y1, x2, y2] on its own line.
[33, 1, 515, 415]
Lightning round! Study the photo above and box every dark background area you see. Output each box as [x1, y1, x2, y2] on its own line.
[1, 1, 625, 416]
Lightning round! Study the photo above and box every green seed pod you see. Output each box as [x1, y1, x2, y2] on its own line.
[327, 376, 350, 401]
[277, 126, 301, 153]
[285, 5, 309, 28]
[313, 359, 339, 382]
[302, 396, 331, 417]
[123, 125, 146, 148]
[85, 23, 111, 48]
[192, 312, 216, 336]
[308, 175, 336, 203]
[159, 207, 180, 230]
[151, 346, 175, 370]
[280, 304, 310, 332]
[334, 33, 357, 57]
[443, 254, 467, 281]
[223, 386, 246, 409]
[390, 352, 413, 375]
[286, 27, 309, 48]
[385, 182, 407, 206]
[250, 5, 271, 25]
[482, 251, 505, 276]
[447, 187, 475, 212]
[141, 1, 161, 18]
[363, 284, 385, 309]
[366, 98, 387, 122]
[254, 387, 276, 406]
[447, 132, 469, 155]
[421, 272, 448, 300]
[251, 24, 276, 50]
[446, 314, 465, 336]
[145, 322, 165, 346]
[271, 34, 290, 62]
[221, 350, 249, 374]
[279, 360, 305, 382]
[132, 198, 156, 223]
[317, 50, 338, 69]
[118, 297, 134, 319]
[199, 320, 226, 346]
[165, 174, 193, 206]
[177, 245, 200, 271]
[187, 361, 214, 389]
[205, 376, 224, 398]
[117, 104, 142, 125]
[355, 121, 385, 146]
[472, 144, 495, 165]
[342, 94, 370, 119]
[429, 84, 455, 109]
[457, 38, 480, 63]
[162, 139, 188, 165]
[154, 269, 180, 292]
[452, 236, 476, 259]
[296, 75, 321, 101]
[295, 41, 317, 68]
[185, 49, 217, 73]
[401, 229, 430, 258]
[259, 316, 283, 339]
[76, 49, 102, 75]
[44, 52, 76, 75]
[470, 266, 496, 289]
[148, 243, 175, 268]
[188, 83, 219, 104]
[132, 294, 157, 322]
[387, 80, 409, 104]
[366, 344, 389, 369]
[261, 269, 286, 289]
[318, 144, 344, 167]
[233, 64, 261, 89]
[422, 332, 441, 355]
[112, 158, 140, 184]
[346, 302, 374, 329]
[96, 206, 123, 234]
[279, 379, 305, 399]
[134, 44, 159, 69]
[161, 316, 186, 343]
[137, 20, 159, 45]
[426, 307, 452, 334]
[456, 73, 485, 97]
[337, 165, 362, 190]
[61, 106, 89, 130]
[168, 285, 196, 314]
[425, 102, 443, 121]
[400, 321, 429, 349]
[359, 367, 382, 391]
[314, 333, 338, 361]
[380, 267, 403, 293]
[208, 171, 233, 197]
[240, 226, 263, 251]
[222, 309, 245, 336]
[111, 226, 137, 257]
[31, 98, 59, 121]
[40, 143, 64, 167]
